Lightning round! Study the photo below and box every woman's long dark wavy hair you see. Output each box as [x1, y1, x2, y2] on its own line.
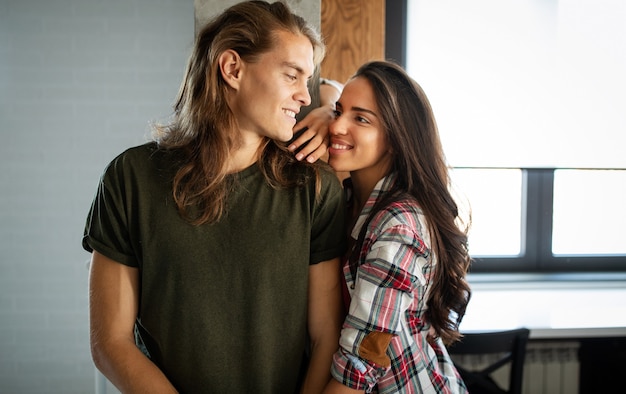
[350, 61, 472, 345]
[152, 1, 325, 225]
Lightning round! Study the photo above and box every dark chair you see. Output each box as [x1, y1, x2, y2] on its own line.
[447, 328, 531, 394]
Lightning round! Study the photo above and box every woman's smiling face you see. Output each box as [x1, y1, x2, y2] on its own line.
[328, 76, 392, 178]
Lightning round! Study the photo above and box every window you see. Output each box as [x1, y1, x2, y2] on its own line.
[552, 169, 626, 256]
[387, 0, 626, 273]
[450, 168, 522, 257]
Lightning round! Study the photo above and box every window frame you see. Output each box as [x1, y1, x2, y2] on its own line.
[468, 168, 626, 274]
[385, 1, 626, 274]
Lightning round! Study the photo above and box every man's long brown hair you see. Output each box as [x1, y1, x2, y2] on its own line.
[152, 1, 325, 225]
[349, 61, 472, 345]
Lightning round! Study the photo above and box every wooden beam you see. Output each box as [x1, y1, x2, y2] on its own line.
[320, 0, 385, 84]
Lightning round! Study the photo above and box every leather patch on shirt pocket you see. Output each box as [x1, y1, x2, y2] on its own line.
[359, 331, 394, 368]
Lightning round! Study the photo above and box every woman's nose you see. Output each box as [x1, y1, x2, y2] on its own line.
[329, 116, 346, 135]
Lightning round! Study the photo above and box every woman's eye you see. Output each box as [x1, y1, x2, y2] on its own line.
[333, 110, 341, 118]
[287, 74, 297, 81]
[356, 116, 370, 124]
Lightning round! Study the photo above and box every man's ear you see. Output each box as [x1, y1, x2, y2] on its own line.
[219, 49, 243, 90]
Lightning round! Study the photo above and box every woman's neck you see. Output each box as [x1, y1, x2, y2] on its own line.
[349, 169, 387, 218]
[349, 155, 393, 214]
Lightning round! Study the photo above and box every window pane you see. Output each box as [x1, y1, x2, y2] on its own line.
[407, 0, 626, 169]
[552, 169, 626, 255]
[450, 169, 522, 256]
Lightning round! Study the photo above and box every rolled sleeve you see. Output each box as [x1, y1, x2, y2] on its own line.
[331, 347, 383, 391]
[332, 224, 430, 390]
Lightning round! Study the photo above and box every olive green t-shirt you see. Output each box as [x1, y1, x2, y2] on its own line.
[83, 143, 346, 393]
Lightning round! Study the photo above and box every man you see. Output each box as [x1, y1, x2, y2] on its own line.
[83, 2, 346, 392]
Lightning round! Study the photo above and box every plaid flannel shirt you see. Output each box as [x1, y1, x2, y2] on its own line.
[331, 174, 467, 394]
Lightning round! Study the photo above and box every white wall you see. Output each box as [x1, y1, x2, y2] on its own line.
[0, 0, 194, 392]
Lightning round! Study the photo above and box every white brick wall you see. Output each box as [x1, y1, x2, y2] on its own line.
[0, 0, 193, 392]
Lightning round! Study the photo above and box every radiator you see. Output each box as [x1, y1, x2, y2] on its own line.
[451, 341, 580, 394]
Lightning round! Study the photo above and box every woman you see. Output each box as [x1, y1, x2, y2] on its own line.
[324, 61, 472, 393]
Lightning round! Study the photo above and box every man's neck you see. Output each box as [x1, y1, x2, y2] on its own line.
[225, 135, 264, 173]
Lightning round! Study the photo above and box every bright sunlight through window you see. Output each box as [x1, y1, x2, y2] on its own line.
[407, 0, 626, 259]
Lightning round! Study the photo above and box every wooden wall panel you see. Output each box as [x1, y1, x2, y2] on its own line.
[320, 0, 385, 84]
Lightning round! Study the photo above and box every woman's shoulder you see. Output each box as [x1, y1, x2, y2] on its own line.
[381, 195, 422, 219]
[368, 197, 431, 255]
[370, 196, 426, 234]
